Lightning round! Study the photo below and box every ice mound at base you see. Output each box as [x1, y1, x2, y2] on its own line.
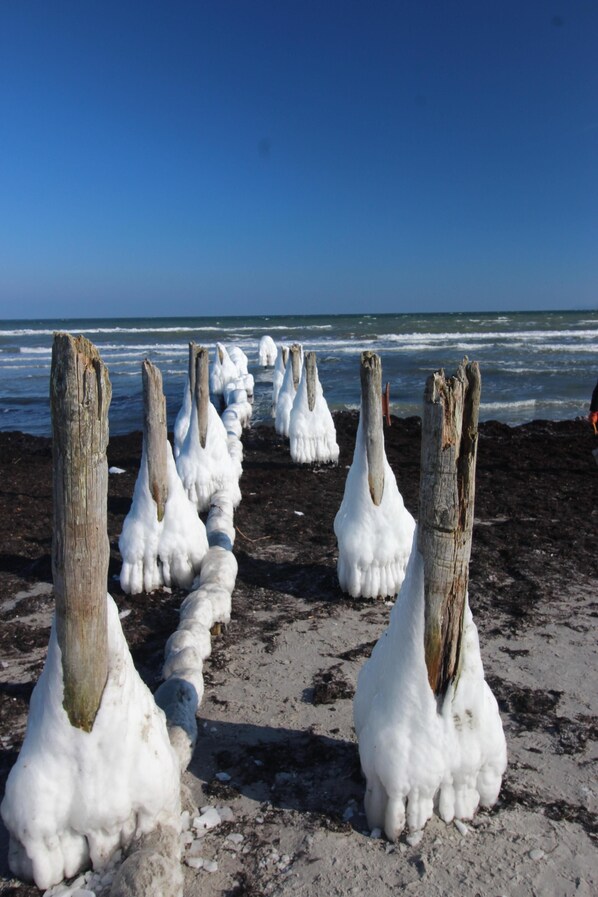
[333, 415, 415, 598]
[119, 440, 209, 594]
[354, 545, 507, 840]
[0, 595, 181, 890]
[258, 334, 277, 366]
[289, 363, 339, 465]
[176, 400, 241, 512]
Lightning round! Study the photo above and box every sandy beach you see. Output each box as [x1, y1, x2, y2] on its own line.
[0, 413, 596, 897]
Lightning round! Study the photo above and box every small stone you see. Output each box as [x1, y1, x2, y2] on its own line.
[203, 860, 218, 873]
[226, 833, 244, 845]
[529, 848, 545, 861]
[188, 839, 206, 857]
[217, 806, 235, 822]
[256, 815, 264, 824]
[118, 609, 131, 619]
[454, 819, 469, 836]
[370, 828, 382, 839]
[193, 807, 222, 832]
[186, 856, 204, 869]
[216, 771, 231, 782]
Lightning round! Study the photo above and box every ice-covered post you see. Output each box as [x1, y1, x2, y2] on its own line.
[418, 359, 481, 696]
[360, 351, 385, 506]
[51, 332, 111, 733]
[290, 343, 302, 388]
[142, 360, 168, 522]
[194, 345, 210, 448]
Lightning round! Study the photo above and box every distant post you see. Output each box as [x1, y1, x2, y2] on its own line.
[418, 359, 481, 696]
[194, 346, 210, 448]
[142, 359, 169, 522]
[51, 333, 111, 732]
[305, 351, 317, 412]
[360, 352, 385, 506]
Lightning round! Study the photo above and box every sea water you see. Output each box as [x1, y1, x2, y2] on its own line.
[0, 310, 595, 436]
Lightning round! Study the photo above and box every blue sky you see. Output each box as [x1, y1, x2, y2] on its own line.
[0, 1, 596, 318]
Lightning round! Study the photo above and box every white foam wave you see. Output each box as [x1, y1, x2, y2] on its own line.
[382, 328, 598, 344]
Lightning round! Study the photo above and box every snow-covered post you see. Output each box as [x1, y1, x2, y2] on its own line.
[194, 345, 210, 449]
[360, 351, 385, 506]
[419, 360, 481, 695]
[143, 359, 168, 522]
[51, 332, 111, 733]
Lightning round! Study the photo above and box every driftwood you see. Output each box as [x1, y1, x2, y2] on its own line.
[290, 344, 302, 389]
[305, 351, 317, 412]
[194, 346, 210, 448]
[142, 360, 168, 522]
[51, 333, 111, 732]
[418, 360, 481, 697]
[360, 352, 385, 506]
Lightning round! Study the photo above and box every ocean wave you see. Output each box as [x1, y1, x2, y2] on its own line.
[382, 328, 598, 343]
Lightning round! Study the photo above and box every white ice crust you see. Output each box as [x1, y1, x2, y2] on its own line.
[228, 345, 249, 376]
[289, 361, 339, 464]
[275, 351, 302, 437]
[333, 414, 415, 597]
[173, 379, 193, 459]
[1, 595, 180, 890]
[209, 343, 239, 397]
[354, 545, 507, 841]
[258, 334, 277, 366]
[176, 400, 241, 512]
[119, 440, 208, 595]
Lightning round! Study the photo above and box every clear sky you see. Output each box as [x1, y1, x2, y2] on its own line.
[0, 1, 596, 319]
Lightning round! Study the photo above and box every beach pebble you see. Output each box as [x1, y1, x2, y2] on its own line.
[454, 819, 469, 836]
[194, 807, 221, 831]
[216, 771, 231, 782]
[185, 856, 204, 870]
[226, 833, 244, 845]
[203, 860, 218, 873]
[109, 466, 125, 474]
[217, 806, 235, 822]
[529, 848, 545, 861]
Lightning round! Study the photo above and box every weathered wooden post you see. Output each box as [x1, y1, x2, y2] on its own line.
[51, 332, 111, 732]
[142, 360, 168, 522]
[194, 346, 210, 448]
[290, 343, 302, 389]
[418, 359, 481, 696]
[304, 351, 317, 412]
[187, 341, 200, 397]
[281, 345, 289, 368]
[360, 351, 385, 506]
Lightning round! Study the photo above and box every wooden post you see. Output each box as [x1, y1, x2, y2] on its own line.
[142, 359, 168, 522]
[187, 342, 199, 397]
[51, 333, 111, 732]
[194, 346, 210, 449]
[290, 344, 302, 389]
[360, 351, 385, 506]
[281, 345, 289, 368]
[418, 359, 481, 697]
[305, 351, 317, 412]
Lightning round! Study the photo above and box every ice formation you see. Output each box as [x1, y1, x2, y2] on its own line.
[334, 414, 415, 598]
[228, 345, 249, 376]
[176, 399, 241, 512]
[258, 334, 277, 366]
[289, 358, 339, 464]
[275, 348, 302, 437]
[209, 343, 239, 399]
[1, 595, 180, 890]
[354, 545, 507, 840]
[173, 377, 193, 459]
[119, 439, 208, 595]
[271, 344, 288, 414]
